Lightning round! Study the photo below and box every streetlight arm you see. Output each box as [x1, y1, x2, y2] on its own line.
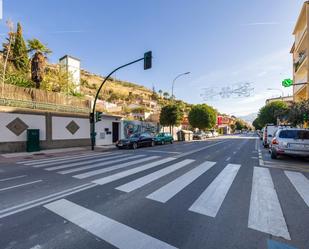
[171, 72, 190, 98]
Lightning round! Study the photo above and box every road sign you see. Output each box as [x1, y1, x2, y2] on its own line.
[282, 79, 293, 87]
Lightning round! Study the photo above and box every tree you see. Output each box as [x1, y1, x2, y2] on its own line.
[160, 104, 184, 132]
[158, 89, 163, 98]
[288, 99, 309, 127]
[163, 92, 169, 99]
[11, 23, 29, 71]
[252, 118, 263, 130]
[188, 104, 217, 130]
[257, 101, 288, 127]
[235, 120, 244, 130]
[28, 39, 52, 88]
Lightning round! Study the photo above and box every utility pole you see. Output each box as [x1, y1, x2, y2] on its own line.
[90, 51, 152, 150]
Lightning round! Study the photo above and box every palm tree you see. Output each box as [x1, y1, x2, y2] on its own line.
[158, 89, 163, 98]
[163, 92, 169, 99]
[28, 39, 51, 89]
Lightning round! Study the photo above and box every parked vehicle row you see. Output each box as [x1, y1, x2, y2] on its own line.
[116, 132, 173, 149]
[193, 130, 219, 140]
[259, 124, 309, 159]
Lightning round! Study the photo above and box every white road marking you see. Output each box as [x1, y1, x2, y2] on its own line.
[147, 161, 216, 203]
[284, 171, 309, 207]
[225, 157, 231, 161]
[116, 159, 195, 192]
[233, 151, 237, 155]
[138, 149, 181, 154]
[248, 167, 290, 240]
[44, 199, 178, 249]
[45, 154, 142, 171]
[60, 156, 159, 175]
[0, 175, 27, 182]
[92, 157, 176, 185]
[0, 183, 96, 219]
[32, 153, 118, 168]
[0, 180, 43, 192]
[189, 164, 241, 217]
[20, 152, 110, 166]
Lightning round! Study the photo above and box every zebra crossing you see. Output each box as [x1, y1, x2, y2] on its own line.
[17, 152, 309, 241]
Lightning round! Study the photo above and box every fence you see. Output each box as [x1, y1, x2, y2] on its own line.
[0, 84, 90, 113]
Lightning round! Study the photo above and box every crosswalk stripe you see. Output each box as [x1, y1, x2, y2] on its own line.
[73, 156, 160, 179]
[248, 167, 290, 240]
[116, 159, 195, 193]
[44, 199, 177, 249]
[45, 154, 140, 171]
[147, 161, 216, 203]
[189, 163, 241, 217]
[284, 171, 309, 207]
[92, 157, 176, 185]
[21, 152, 109, 166]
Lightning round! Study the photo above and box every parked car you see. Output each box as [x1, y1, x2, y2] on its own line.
[154, 132, 174, 145]
[205, 131, 213, 138]
[193, 131, 206, 140]
[116, 132, 155, 149]
[270, 128, 309, 159]
[263, 124, 277, 148]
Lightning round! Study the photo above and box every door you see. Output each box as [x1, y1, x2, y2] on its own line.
[112, 122, 119, 143]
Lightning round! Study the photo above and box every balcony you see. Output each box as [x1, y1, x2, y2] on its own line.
[294, 50, 307, 73]
[295, 26, 307, 50]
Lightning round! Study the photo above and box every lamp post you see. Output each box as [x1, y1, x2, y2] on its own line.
[267, 88, 284, 100]
[171, 72, 190, 99]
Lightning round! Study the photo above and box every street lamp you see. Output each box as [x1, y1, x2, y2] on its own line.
[267, 88, 284, 100]
[171, 72, 190, 99]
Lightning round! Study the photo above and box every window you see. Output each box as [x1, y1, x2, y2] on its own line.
[279, 130, 309, 139]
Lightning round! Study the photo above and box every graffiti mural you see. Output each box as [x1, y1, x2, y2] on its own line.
[123, 120, 158, 138]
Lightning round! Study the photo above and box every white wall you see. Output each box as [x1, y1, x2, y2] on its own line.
[0, 113, 46, 142]
[52, 117, 89, 140]
[96, 116, 121, 145]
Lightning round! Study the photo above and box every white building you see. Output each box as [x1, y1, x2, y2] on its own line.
[59, 55, 81, 93]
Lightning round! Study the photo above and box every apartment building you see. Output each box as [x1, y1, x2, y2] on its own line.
[291, 1, 309, 102]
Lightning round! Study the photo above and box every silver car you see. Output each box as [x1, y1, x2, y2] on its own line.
[270, 128, 309, 159]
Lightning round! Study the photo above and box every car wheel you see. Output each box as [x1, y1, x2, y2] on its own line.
[151, 141, 155, 147]
[132, 142, 138, 150]
[271, 150, 277, 159]
[170, 140, 173, 144]
[161, 140, 165, 145]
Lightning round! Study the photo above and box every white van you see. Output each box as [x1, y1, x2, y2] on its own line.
[263, 124, 277, 148]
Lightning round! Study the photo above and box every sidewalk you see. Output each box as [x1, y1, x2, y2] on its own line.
[0, 145, 116, 160]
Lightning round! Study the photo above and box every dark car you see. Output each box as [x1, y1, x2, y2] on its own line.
[116, 132, 155, 149]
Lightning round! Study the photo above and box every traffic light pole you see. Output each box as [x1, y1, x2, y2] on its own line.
[90, 57, 145, 150]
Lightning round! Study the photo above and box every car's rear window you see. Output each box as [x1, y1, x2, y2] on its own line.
[279, 130, 309, 139]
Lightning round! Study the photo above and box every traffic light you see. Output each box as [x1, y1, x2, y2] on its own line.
[282, 79, 293, 87]
[95, 111, 103, 122]
[144, 51, 152, 70]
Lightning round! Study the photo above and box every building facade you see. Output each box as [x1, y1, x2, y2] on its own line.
[291, 1, 309, 102]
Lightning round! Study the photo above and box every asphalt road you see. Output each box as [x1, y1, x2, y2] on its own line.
[0, 134, 308, 249]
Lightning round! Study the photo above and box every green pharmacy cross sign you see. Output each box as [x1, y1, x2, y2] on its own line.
[282, 79, 293, 87]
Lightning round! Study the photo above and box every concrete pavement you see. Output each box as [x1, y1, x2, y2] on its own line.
[0, 135, 308, 249]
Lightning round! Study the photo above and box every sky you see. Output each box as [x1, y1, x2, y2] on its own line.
[0, 0, 304, 117]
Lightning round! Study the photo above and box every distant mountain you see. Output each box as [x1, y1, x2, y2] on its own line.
[238, 113, 258, 124]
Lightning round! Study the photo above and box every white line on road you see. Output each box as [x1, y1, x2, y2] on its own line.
[248, 167, 290, 240]
[189, 164, 241, 217]
[225, 157, 231, 161]
[92, 157, 176, 185]
[20, 152, 109, 166]
[147, 161, 216, 203]
[116, 159, 195, 193]
[0, 175, 27, 182]
[61, 156, 159, 176]
[45, 154, 142, 171]
[138, 149, 181, 154]
[0, 183, 97, 219]
[44, 199, 177, 249]
[33, 153, 118, 168]
[0, 180, 43, 192]
[284, 171, 309, 207]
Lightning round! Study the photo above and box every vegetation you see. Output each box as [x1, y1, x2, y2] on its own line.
[288, 99, 309, 126]
[160, 104, 184, 131]
[11, 23, 29, 71]
[188, 104, 217, 130]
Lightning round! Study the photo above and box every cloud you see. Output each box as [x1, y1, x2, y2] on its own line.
[241, 22, 280, 26]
